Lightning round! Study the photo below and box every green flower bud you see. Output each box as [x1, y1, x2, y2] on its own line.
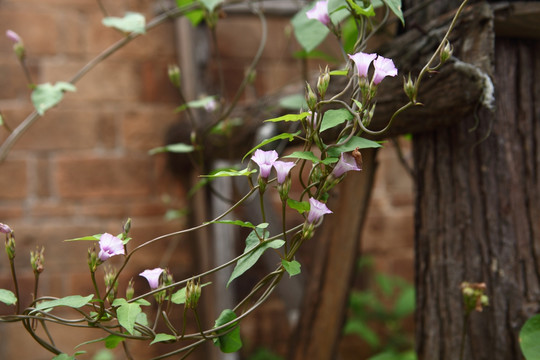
[305, 82, 318, 111]
[403, 73, 416, 101]
[5, 232, 15, 260]
[185, 279, 201, 310]
[168, 64, 181, 88]
[126, 278, 135, 300]
[123, 218, 132, 235]
[317, 66, 331, 99]
[88, 247, 99, 273]
[440, 40, 453, 64]
[30, 246, 45, 275]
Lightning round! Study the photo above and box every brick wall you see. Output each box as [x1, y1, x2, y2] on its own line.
[0, 2, 414, 359]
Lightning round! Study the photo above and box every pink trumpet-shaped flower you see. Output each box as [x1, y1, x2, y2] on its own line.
[251, 149, 279, 178]
[372, 55, 398, 84]
[306, 0, 331, 27]
[307, 198, 332, 223]
[348, 52, 377, 78]
[273, 161, 295, 184]
[332, 152, 362, 178]
[6, 30, 21, 44]
[139, 268, 164, 290]
[98, 233, 125, 261]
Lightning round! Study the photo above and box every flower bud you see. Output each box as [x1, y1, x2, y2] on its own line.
[403, 73, 416, 101]
[317, 66, 330, 99]
[305, 82, 318, 111]
[104, 266, 118, 304]
[246, 69, 257, 85]
[6, 30, 25, 61]
[30, 246, 45, 275]
[185, 279, 201, 310]
[0, 222, 12, 234]
[88, 247, 99, 273]
[5, 232, 15, 260]
[168, 64, 181, 88]
[440, 40, 453, 64]
[123, 218, 132, 235]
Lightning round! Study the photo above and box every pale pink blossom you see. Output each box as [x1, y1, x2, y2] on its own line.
[273, 161, 295, 184]
[372, 55, 398, 84]
[6, 30, 21, 44]
[251, 149, 279, 178]
[139, 268, 164, 290]
[98, 233, 125, 261]
[306, 0, 331, 27]
[348, 52, 377, 78]
[332, 152, 362, 178]
[0, 222, 12, 234]
[307, 198, 332, 223]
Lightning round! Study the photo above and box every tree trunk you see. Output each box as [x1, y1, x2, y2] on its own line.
[412, 2, 540, 359]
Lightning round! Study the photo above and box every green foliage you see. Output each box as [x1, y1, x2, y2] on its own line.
[282, 259, 301, 278]
[345, 258, 415, 358]
[287, 199, 310, 214]
[200, 0, 223, 11]
[520, 313, 540, 359]
[31, 82, 76, 115]
[264, 112, 310, 123]
[278, 94, 307, 110]
[213, 309, 242, 353]
[0, 289, 17, 305]
[284, 151, 337, 165]
[102, 12, 146, 34]
[242, 131, 301, 162]
[227, 229, 284, 287]
[320, 108, 354, 133]
[327, 136, 382, 157]
[34, 294, 93, 312]
[291, 3, 330, 52]
[170, 282, 211, 305]
[151, 333, 177, 345]
[116, 302, 142, 335]
[177, 0, 204, 26]
[52, 354, 76, 360]
[175, 96, 216, 112]
[64, 234, 101, 242]
[148, 143, 194, 155]
[200, 167, 256, 178]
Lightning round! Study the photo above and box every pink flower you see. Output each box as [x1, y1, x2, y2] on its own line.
[307, 198, 332, 223]
[251, 149, 279, 178]
[348, 52, 377, 78]
[306, 0, 331, 27]
[332, 152, 362, 178]
[140, 268, 164, 290]
[273, 161, 295, 184]
[98, 233, 125, 261]
[0, 222, 12, 234]
[6, 30, 21, 44]
[372, 55, 397, 84]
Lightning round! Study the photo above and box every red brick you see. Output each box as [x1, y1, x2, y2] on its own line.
[40, 59, 141, 102]
[0, 9, 58, 55]
[0, 203, 24, 219]
[121, 107, 178, 151]
[139, 59, 180, 103]
[0, 58, 31, 100]
[11, 109, 101, 151]
[0, 159, 28, 199]
[29, 201, 78, 218]
[55, 155, 155, 199]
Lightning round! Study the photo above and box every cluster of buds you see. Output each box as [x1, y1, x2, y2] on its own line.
[104, 266, 119, 304]
[185, 278, 201, 310]
[30, 246, 45, 275]
[317, 66, 331, 99]
[88, 247, 99, 273]
[461, 281, 489, 313]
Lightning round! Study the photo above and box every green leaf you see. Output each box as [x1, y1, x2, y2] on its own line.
[227, 229, 284, 287]
[287, 199, 310, 214]
[320, 109, 354, 133]
[151, 333, 177, 345]
[64, 234, 101, 242]
[329, 69, 348, 76]
[393, 287, 415, 318]
[282, 259, 301, 277]
[171, 282, 212, 304]
[148, 142, 194, 155]
[375, 273, 395, 296]
[264, 112, 310, 123]
[31, 82, 76, 115]
[200, 0, 223, 11]
[117, 302, 142, 335]
[175, 96, 216, 112]
[213, 309, 242, 353]
[327, 136, 382, 157]
[383, 0, 404, 26]
[291, 3, 330, 52]
[520, 313, 540, 359]
[102, 12, 146, 34]
[35, 294, 93, 312]
[279, 94, 307, 110]
[0, 289, 17, 306]
[343, 319, 380, 347]
[200, 167, 256, 178]
[345, 0, 375, 17]
[177, 0, 204, 26]
[242, 131, 301, 162]
[104, 335, 125, 349]
[52, 354, 76, 360]
[284, 151, 337, 165]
